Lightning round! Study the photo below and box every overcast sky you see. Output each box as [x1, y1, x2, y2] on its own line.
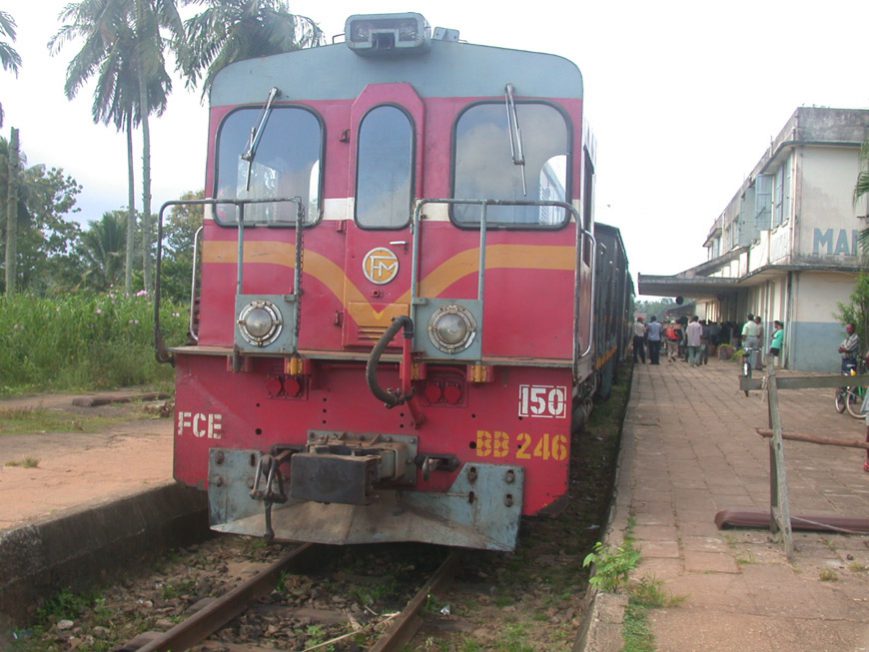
[3, 0, 869, 295]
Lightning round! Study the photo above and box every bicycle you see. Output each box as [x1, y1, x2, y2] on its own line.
[834, 360, 868, 418]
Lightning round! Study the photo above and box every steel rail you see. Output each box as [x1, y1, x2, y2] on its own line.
[369, 550, 462, 652]
[130, 543, 323, 652]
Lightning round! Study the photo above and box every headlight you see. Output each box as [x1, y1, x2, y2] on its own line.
[238, 300, 282, 347]
[428, 304, 477, 353]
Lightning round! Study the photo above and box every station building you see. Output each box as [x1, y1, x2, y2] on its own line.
[639, 107, 869, 371]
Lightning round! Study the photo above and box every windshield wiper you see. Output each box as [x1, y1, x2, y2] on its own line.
[243, 87, 281, 191]
[504, 83, 527, 196]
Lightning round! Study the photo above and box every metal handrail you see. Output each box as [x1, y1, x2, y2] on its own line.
[580, 226, 597, 359]
[155, 196, 304, 365]
[188, 226, 203, 342]
[409, 198, 587, 359]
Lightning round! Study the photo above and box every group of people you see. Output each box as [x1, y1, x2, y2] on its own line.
[632, 313, 785, 369]
[632, 314, 712, 366]
[740, 313, 784, 370]
[633, 311, 863, 377]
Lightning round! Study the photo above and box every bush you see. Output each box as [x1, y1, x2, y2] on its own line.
[0, 293, 187, 396]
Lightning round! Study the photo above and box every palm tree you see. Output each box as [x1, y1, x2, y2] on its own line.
[52, 3, 141, 295]
[51, 0, 185, 295]
[182, 0, 322, 97]
[0, 10, 22, 128]
[78, 211, 128, 290]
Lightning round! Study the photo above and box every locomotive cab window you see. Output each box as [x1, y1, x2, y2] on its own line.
[356, 105, 414, 229]
[453, 102, 570, 228]
[214, 107, 322, 226]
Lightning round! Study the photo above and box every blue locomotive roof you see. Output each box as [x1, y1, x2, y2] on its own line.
[210, 40, 583, 106]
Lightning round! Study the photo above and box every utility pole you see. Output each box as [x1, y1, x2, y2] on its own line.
[5, 127, 19, 295]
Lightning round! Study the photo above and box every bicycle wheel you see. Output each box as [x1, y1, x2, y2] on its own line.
[835, 387, 847, 413]
[846, 386, 867, 419]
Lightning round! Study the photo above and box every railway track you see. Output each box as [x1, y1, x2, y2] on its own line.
[114, 543, 460, 652]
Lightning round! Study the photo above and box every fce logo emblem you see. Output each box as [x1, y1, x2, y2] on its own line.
[363, 247, 399, 284]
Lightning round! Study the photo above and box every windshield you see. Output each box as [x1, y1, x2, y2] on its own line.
[214, 106, 322, 225]
[453, 102, 570, 228]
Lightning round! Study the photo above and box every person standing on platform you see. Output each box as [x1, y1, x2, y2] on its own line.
[647, 315, 663, 365]
[632, 316, 647, 364]
[754, 316, 765, 370]
[839, 323, 860, 373]
[686, 315, 703, 366]
[768, 320, 783, 366]
[665, 320, 681, 362]
[741, 313, 760, 369]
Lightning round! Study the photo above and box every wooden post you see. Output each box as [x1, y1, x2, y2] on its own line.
[766, 364, 794, 560]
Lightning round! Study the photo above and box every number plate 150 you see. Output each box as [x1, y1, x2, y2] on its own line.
[518, 384, 568, 419]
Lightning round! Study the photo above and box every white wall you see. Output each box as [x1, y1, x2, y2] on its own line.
[796, 148, 863, 261]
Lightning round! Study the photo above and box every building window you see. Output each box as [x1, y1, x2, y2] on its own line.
[453, 102, 570, 228]
[772, 157, 792, 228]
[755, 174, 772, 231]
[356, 105, 414, 229]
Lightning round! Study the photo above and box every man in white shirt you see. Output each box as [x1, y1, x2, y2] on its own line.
[686, 316, 703, 367]
[632, 317, 647, 364]
[741, 313, 760, 368]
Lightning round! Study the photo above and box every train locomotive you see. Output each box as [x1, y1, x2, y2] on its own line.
[155, 12, 632, 552]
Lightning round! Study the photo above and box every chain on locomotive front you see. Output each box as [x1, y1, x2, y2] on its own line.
[160, 12, 600, 551]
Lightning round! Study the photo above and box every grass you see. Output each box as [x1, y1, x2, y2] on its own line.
[0, 293, 186, 398]
[0, 407, 131, 436]
[623, 599, 655, 652]
[5, 457, 39, 468]
[819, 568, 838, 581]
[622, 577, 686, 651]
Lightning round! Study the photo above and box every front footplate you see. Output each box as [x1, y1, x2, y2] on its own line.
[208, 449, 525, 551]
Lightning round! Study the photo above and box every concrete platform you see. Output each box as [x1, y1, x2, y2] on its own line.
[0, 392, 208, 627]
[580, 357, 869, 651]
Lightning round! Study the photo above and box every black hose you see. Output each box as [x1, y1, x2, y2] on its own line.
[366, 316, 413, 407]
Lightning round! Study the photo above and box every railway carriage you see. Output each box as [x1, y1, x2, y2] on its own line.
[156, 12, 630, 551]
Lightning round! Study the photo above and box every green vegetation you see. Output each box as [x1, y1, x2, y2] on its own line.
[12, 588, 117, 652]
[496, 622, 536, 652]
[836, 272, 869, 353]
[583, 537, 641, 592]
[0, 407, 133, 435]
[630, 576, 685, 609]
[819, 568, 838, 582]
[4, 456, 38, 467]
[0, 293, 186, 396]
[622, 577, 685, 652]
[349, 576, 399, 606]
[623, 599, 655, 652]
[159, 578, 197, 601]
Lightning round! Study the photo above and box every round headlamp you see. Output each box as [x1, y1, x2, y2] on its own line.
[428, 304, 477, 354]
[238, 300, 282, 347]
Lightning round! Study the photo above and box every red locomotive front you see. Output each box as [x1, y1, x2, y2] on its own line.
[162, 13, 595, 551]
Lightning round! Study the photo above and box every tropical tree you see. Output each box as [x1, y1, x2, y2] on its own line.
[856, 139, 869, 261]
[181, 0, 322, 97]
[50, 0, 186, 295]
[159, 189, 203, 302]
[78, 211, 128, 290]
[3, 127, 19, 294]
[0, 136, 83, 294]
[0, 10, 22, 128]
